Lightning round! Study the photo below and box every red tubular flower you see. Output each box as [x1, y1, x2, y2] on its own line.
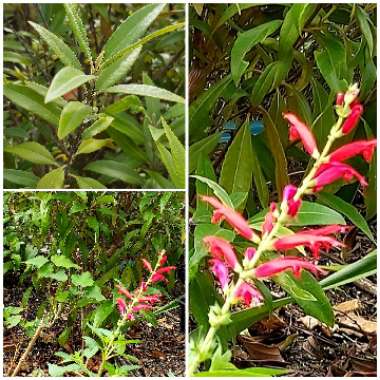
[283, 184, 302, 217]
[283, 112, 319, 158]
[313, 162, 367, 192]
[132, 304, 153, 312]
[142, 258, 152, 272]
[138, 294, 161, 304]
[328, 140, 377, 163]
[262, 202, 277, 235]
[209, 259, 229, 290]
[151, 273, 167, 283]
[157, 266, 176, 274]
[336, 92, 344, 106]
[341, 103, 363, 134]
[159, 255, 168, 266]
[234, 282, 262, 306]
[255, 256, 325, 279]
[301, 225, 351, 236]
[244, 247, 256, 261]
[140, 281, 147, 291]
[203, 236, 241, 271]
[200, 195, 258, 241]
[116, 285, 133, 299]
[116, 298, 127, 315]
[274, 233, 344, 259]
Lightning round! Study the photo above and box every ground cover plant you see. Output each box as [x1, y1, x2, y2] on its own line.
[4, 191, 185, 376]
[4, 4, 185, 189]
[189, 4, 377, 376]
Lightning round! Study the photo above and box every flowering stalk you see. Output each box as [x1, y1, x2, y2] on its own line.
[189, 84, 375, 375]
[97, 250, 175, 376]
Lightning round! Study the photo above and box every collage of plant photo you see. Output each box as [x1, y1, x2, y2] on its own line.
[2, 2, 378, 379]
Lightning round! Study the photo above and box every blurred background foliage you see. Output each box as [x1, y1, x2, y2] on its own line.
[189, 3, 376, 220]
[4, 4, 185, 189]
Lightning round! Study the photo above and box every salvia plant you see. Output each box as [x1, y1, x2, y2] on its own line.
[50, 250, 176, 376]
[189, 84, 377, 375]
[4, 4, 185, 189]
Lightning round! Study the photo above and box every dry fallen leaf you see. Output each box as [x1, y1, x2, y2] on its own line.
[334, 299, 361, 313]
[238, 336, 286, 363]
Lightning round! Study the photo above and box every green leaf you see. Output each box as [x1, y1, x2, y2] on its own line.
[220, 122, 253, 194]
[318, 192, 375, 243]
[250, 201, 346, 226]
[86, 286, 106, 301]
[25, 255, 49, 268]
[72, 175, 107, 189]
[190, 75, 232, 141]
[82, 115, 114, 139]
[28, 21, 81, 69]
[355, 6, 374, 56]
[84, 160, 142, 185]
[72, 271, 94, 287]
[48, 363, 81, 377]
[191, 176, 233, 208]
[4, 83, 60, 126]
[64, 4, 92, 63]
[45, 67, 95, 103]
[83, 336, 100, 359]
[75, 138, 114, 155]
[48, 270, 68, 282]
[5, 142, 57, 166]
[189, 132, 221, 173]
[58, 101, 92, 140]
[103, 4, 165, 59]
[213, 4, 259, 32]
[95, 47, 141, 91]
[4, 169, 39, 188]
[37, 167, 65, 189]
[263, 109, 289, 194]
[160, 118, 185, 188]
[231, 20, 282, 85]
[93, 301, 114, 327]
[51, 255, 79, 269]
[251, 138, 269, 208]
[320, 250, 376, 290]
[105, 84, 184, 104]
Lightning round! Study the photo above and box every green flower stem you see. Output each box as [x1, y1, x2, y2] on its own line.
[189, 111, 347, 375]
[97, 251, 165, 376]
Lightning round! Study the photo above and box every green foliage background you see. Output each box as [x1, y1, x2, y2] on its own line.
[4, 4, 185, 189]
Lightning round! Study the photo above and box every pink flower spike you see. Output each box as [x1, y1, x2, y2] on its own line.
[342, 103, 363, 134]
[127, 313, 135, 320]
[116, 298, 127, 315]
[132, 304, 153, 312]
[274, 233, 344, 259]
[142, 258, 152, 272]
[200, 195, 258, 241]
[234, 282, 262, 306]
[262, 202, 277, 235]
[116, 285, 133, 299]
[151, 273, 167, 283]
[283, 112, 319, 159]
[283, 185, 302, 217]
[313, 162, 367, 192]
[203, 236, 241, 272]
[255, 256, 326, 279]
[210, 259, 229, 290]
[140, 281, 148, 291]
[157, 266, 176, 274]
[244, 247, 256, 261]
[328, 140, 377, 163]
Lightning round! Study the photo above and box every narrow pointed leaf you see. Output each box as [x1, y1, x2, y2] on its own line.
[5, 142, 57, 166]
[72, 175, 107, 189]
[82, 116, 114, 139]
[75, 138, 114, 155]
[37, 167, 65, 189]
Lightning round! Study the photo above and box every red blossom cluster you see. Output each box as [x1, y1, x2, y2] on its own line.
[201, 87, 376, 309]
[116, 253, 176, 320]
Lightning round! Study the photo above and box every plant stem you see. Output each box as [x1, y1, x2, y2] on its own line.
[189, 114, 345, 375]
